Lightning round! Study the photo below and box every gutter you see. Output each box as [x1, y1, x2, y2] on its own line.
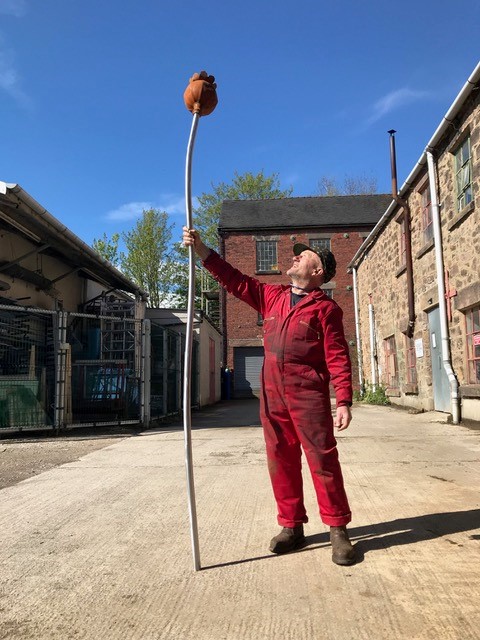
[0, 182, 149, 301]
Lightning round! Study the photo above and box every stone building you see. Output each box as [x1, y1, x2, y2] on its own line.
[349, 61, 480, 424]
[217, 194, 391, 397]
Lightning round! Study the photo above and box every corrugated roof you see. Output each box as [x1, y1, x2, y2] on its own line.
[219, 194, 392, 231]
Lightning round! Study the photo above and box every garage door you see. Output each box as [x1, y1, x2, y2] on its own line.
[233, 347, 264, 397]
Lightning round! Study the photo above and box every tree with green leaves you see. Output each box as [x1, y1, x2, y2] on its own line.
[194, 170, 293, 250]
[317, 174, 378, 196]
[92, 173, 291, 312]
[170, 170, 292, 320]
[92, 232, 120, 267]
[120, 209, 175, 308]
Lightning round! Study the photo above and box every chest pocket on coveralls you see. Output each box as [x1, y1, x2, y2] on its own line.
[262, 316, 277, 352]
[290, 317, 323, 362]
[296, 320, 321, 342]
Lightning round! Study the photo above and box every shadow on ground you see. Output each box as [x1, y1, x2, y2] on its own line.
[147, 398, 261, 433]
[203, 508, 480, 570]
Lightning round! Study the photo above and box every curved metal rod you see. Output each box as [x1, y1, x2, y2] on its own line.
[183, 111, 201, 571]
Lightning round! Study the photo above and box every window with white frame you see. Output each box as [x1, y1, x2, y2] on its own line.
[421, 184, 433, 244]
[256, 240, 278, 272]
[455, 137, 473, 212]
[465, 305, 480, 384]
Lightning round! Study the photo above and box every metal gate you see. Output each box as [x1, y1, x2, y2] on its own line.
[149, 321, 199, 418]
[0, 304, 147, 432]
[0, 305, 55, 430]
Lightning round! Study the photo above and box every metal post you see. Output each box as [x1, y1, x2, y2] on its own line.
[140, 319, 151, 428]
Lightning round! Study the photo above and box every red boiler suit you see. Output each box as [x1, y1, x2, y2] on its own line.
[203, 250, 352, 528]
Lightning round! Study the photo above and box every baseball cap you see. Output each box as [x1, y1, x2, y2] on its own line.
[292, 243, 336, 284]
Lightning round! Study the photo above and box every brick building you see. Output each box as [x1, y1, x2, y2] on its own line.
[217, 194, 391, 396]
[349, 61, 480, 424]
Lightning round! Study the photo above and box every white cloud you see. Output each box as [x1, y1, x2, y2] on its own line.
[0, 0, 27, 17]
[106, 201, 154, 221]
[106, 194, 195, 222]
[0, 35, 29, 106]
[367, 87, 430, 125]
[159, 194, 186, 215]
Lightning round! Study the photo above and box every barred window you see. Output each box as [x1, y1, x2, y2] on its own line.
[256, 240, 278, 272]
[455, 137, 473, 212]
[310, 238, 331, 252]
[465, 305, 480, 384]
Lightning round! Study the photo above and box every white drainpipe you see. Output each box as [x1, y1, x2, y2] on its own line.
[352, 267, 364, 394]
[426, 151, 460, 424]
[368, 297, 377, 391]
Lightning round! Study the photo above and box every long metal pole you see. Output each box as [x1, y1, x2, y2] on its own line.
[183, 112, 201, 571]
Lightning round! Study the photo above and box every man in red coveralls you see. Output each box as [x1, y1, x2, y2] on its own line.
[183, 227, 356, 566]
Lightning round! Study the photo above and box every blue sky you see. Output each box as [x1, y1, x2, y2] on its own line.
[1, 0, 479, 248]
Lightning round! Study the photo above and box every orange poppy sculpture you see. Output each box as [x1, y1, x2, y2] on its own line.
[183, 70, 218, 116]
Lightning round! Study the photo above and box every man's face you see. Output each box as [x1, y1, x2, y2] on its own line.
[286, 250, 323, 282]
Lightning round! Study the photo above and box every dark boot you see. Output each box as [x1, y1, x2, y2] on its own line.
[330, 526, 356, 565]
[269, 525, 306, 554]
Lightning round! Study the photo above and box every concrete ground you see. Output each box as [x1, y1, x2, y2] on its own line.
[1, 400, 479, 640]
